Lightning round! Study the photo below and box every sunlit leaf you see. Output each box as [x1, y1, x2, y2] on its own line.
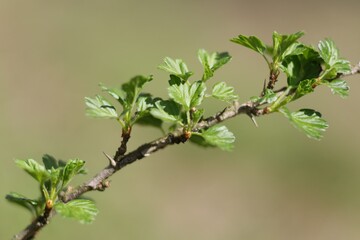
[158, 57, 193, 81]
[322, 79, 349, 98]
[272, 31, 304, 62]
[211, 82, 238, 102]
[150, 100, 180, 123]
[191, 125, 235, 151]
[279, 107, 328, 140]
[15, 159, 50, 183]
[85, 95, 118, 119]
[197, 49, 231, 81]
[168, 81, 206, 110]
[121, 75, 153, 106]
[231, 35, 266, 55]
[55, 199, 98, 224]
[62, 159, 86, 187]
[318, 39, 351, 78]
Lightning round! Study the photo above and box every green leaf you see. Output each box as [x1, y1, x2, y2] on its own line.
[121, 75, 153, 107]
[15, 159, 50, 183]
[318, 39, 339, 67]
[322, 79, 349, 98]
[272, 31, 304, 62]
[134, 114, 163, 129]
[251, 89, 277, 105]
[168, 74, 182, 86]
[136, 95, 154, 113]
[280, 46, 322, 86]
[318, 39, 351, 78]
[49, 167, 62, 193]
[158, 57, 193, 81]
[168, 81, 206, 110]
[192, 125, 235, 151]
[62, 159, 86, 187]
[85, 95, 118, 119]
[55, 199, 98, 224]
[279, 107, 328, 140]
[231, 35, 266, 55]
[42, 154, 66, 170]
[293, 78, 316, 99]
[211, 82, 238, 102]
[150, 100, 180, 123]
[197, 49, 231, 81]
[100, 83, 126, 107]
[6, 192, 39, 216]
[189, 81, 206, 108]
[191, 108, 204, 124]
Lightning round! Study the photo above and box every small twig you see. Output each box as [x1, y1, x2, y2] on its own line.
[343, 62, 360, 77]
[114, 127, 132, 162]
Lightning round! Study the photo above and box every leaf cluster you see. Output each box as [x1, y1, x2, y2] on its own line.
[86, 49, 238, 150]
[6, 155, 98, 224]
[231, 31, 351, 139]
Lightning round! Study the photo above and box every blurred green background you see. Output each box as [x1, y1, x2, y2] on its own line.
[1, 0, 360, 239]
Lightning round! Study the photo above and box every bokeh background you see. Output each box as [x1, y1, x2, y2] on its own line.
[1, 0, 360, 239]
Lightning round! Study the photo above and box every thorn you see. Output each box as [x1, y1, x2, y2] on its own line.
[247, 112, 258, 127]
[103, 152, 116, 167]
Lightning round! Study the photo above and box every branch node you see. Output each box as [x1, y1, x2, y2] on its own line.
[103, 152, 117, 167]
[96, 180, 111, 191]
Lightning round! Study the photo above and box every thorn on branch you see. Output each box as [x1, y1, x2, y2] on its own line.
[103, 152, 116, 167]
[246, 112, 258, 127]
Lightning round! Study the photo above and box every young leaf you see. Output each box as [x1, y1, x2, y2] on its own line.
[322, 79, 349, 98]
[62, 159, 86, 188]
[121, 75, 153, 107]
[42, 154, 66, 170]
[136, 95, 154, 113]
[6, 192, 39, 216]
[318, 39, 351, 78]
[189, 81, 206, 108]
[15, 159, 50, 183]
[85, 95, 118, 119]
[100, 83, 126, 107]
[251, 89, 277, 105]
[293, 78, 316, 100]
[150, 100, 180, 123]
[191, 108, 204, 124]
[168, 81, 206, 110]
[272, 31, 304, 62]
[197, 49, 231, 81]
[158, 57, 193, 81]
[192, 125, 235, 151]
[54, 199, 98, 224]
[280, 46, 322, 86]
[279, 107, 328, 140]
[211, 82, 238, 102]
[231, 35, 266, 55]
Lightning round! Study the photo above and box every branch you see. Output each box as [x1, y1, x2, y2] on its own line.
[13, 63, 360, 240]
